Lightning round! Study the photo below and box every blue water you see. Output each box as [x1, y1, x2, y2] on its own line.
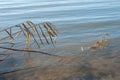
[0, 0, 120, 79]
[0, 0, 120, 42]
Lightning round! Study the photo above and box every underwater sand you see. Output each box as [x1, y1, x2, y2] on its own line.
[0, 38, 120, 80]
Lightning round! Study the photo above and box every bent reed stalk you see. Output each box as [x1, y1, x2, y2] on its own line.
[0, 20, 59, 61]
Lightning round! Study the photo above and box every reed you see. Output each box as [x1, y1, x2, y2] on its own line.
[0, 21, 59, 61]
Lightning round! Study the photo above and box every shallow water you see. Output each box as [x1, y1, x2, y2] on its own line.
[0, 0, 120, 80]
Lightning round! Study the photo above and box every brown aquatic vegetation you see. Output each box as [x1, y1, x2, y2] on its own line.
[80, 33, 110, 52]
[90, 40, 103, 49]
[0, 21, 59, 61]
[0, 27, 119, 80]
[91, 44, 98, 49]
[91, 33, 110, 50]
[1, 21, 119, 80]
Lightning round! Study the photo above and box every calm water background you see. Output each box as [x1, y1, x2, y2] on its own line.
[0, 0, 120, 79]
[0, 0, 120, 43]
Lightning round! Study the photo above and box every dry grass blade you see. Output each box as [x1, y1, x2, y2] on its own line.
[0, 20, 59, 61]
[22, 23, 40, 48]
[48, 31, 55, 47]
[26, 32, 31, 45]
[48, 31, 55, 37]
[46, 22, 58, 36]
[14, 31, 22, 38]
[27, 21, 44, 46]
[26, 21, 37, 34]
[19, 26, 27, 37]
[22, 23, 31, 34]
[43, 22, 55, 46]
[43, 22, 49, 31]
[39, 25, 49, 44]
[5, 29, 14, 40]
[0, 25, 17, 33]
[0, 30, 22, 41]
[10, 27, 12, 36]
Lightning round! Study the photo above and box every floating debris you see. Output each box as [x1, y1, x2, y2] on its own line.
[90, 33, 110, 49]
[80, 33, 110, 52]
[91, 44, 98, 49]
[80, 46, 84, 52]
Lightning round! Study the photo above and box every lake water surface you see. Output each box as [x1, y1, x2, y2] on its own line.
[0, 0, 120, 80]
[0, 0, 120, 41]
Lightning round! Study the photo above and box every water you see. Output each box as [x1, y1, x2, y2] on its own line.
[0, 0, 120, 42]
[0, 0, 120, 79]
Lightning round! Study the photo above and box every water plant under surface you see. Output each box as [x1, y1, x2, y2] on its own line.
[0, 21, 59, 62]
[0, 21, 120, 80]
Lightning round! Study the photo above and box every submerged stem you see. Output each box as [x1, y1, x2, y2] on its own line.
[0, 46, 59, 57]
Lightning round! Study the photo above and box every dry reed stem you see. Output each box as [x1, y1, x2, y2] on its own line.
[0, 46, 59, 57]
[0, 20, 59, 61]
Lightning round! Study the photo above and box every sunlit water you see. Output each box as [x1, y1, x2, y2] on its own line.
[0, 0, 120, 41]
[0, 0, 120, 79]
